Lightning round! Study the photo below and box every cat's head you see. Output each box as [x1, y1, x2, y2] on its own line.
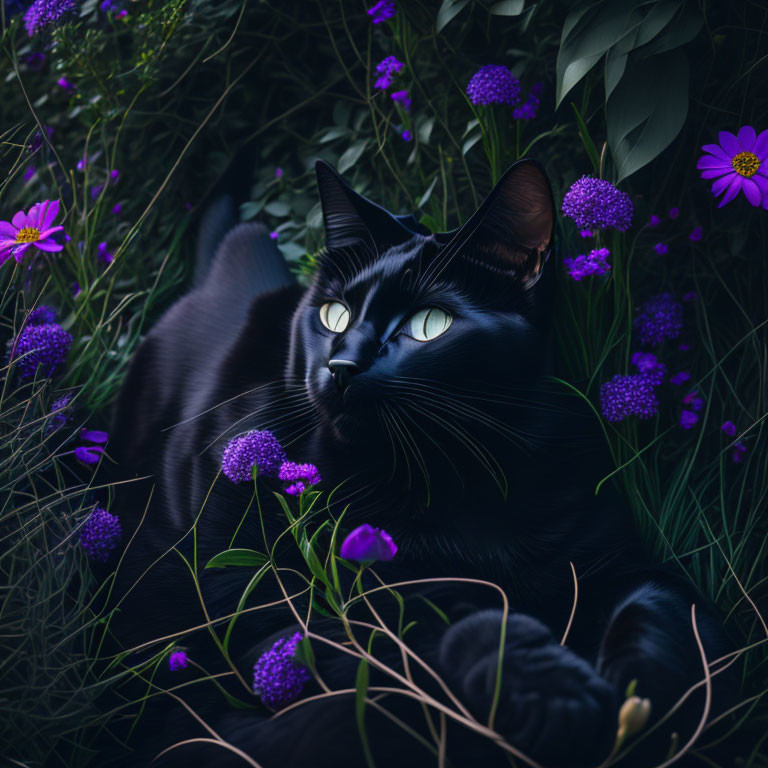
[288, 159, 556, 477]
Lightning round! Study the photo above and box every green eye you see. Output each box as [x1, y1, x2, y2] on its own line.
[408, 308, 452, 342]
[319, 301, 350, 333]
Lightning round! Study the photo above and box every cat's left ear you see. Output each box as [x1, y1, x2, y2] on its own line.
[447, 159, 555, 286]
[315, 160, 418, 250]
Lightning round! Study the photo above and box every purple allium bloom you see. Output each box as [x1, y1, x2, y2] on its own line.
[111, 203, 123, 215]
[688, 226, 703, 242]
[12, 323, 71, 379]
[24, 166, 36, 182]
[390, 89, 411, 111]
[97, 241, 113, 264]
[221, 429, 286, 482]
[24, 0, 78, 36]
[668, 207, 680, 219]
[631, 352, 667, 386]
[466, 65, 521, 106]
[27, 305, 57, 325]
[57, 77, 75, 93]
[721, 420, 737, 436]
[579, 229, 593, 238]
[75, 445, 104, 464]
[653, 242, 669, 256]
[563, 247, 611, 281]
[374, 55, 404, 90]
[634, 293, 683, 347]
[80, 507, 121, 563]
[680, 410, 699, 429]
[512, 82, 543, 120]
[26, 52, 46, 71]
[648, 214, 662, 228]
[697, 126, 768, 209]
[669, 371, 691, 386]
[561, 176, 633, 232]
[0, 199, 64, 265]
[269, 231, 279, 241]
[278, 461, 321, 496]
[732, 441, 747, 463]
[253, 632, 311, 709]
[401, 129, 413, 142]
[367, 0, 395, 24]
[169, 650, 188, 671]
[683, 391, 704, 412]
[600, 374, 658, 422]
[340, 524, 398, 561]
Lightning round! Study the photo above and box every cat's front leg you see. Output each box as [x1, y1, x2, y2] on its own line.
[438, 609, 618, 766]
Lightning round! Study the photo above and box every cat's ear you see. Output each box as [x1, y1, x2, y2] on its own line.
[315, 160, 416, 250]
[447, 159, 555, 286]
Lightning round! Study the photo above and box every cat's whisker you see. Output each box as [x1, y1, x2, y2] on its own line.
[388, 403, 431, 495]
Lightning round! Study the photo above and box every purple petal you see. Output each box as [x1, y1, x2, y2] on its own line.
[81, 428, 109, 444]
[701, 144, 731, 162]
[0, 221, 17, 238]
[741, 178, 762, 207]
[700, 168, 731, 180]
[11, 210, 27, 228]
[754, 129, 768, 157]
[38, 225, 64, 239]
[697, 155, 731, 170]
[718, 175, 743, 207]
[718, 131, 740, 157]
[711, 173, 736, 196]
[41, 199, 60, 230]
[754, 174, 768, 202]
[33, 240, 64, 253]
[75, 446, 104, 465]
[13, 243, 31, 262]
[737, 125, 756, 152]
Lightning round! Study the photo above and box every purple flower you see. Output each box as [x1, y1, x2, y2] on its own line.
[81, 428, 109, 444]
[27, 305, 57, 325]
[25, 52, 46, 71]
[49, 391, 74, 429]
[668, 207, 680, 219]
[28, 126, 53, 153]
[579, 229, 593, 238]
[653, 242, 669, 256]
[24, 166, 36, 182]
[97, 241, 113, 264]
[90, 184, 104, 200]
[340, 524, 397, 562]
[721, 420, 737, 437]
[648, 214, 662, 228]
[390, 89, 411, 111]
[367, 0, 395, 24]
[115, 8, 126, 19]
[253, 632, 311, 709]
[683, 391, 704, 412]
[278, 461, 321, 496]
[374, 55, 404, 90]
[24, 0, 78, 36]
[75, 445, 104, 465]
[169, 650, 188, 671]
[631, 352, 667, 386]
[275, 166, 284, 179]
[111, 203, 123, 215]
[697, 126, 768, 209]
[57, 77, 75, 93]
[109, 169, 120, 183]
[732, 441, 747, 463]
[512, 82, 543, 120]
[269, 231, 279, 241]
[680, 410, 699, 429]
[688, 226, 703, 242]
[669, 371, 691, 386]
[221, 429, 286, 482]
[80, 507, 121, 563]
[563, 247, 611, 281]
[466, 65, 521, 106]
[600, 374, 658, 422]
[0, 200, 64, 265]
[634, 293, 683, 347]
[12, 322, 72, 379]
[401, 129, 413, 142]
[561, 176, 633, 232]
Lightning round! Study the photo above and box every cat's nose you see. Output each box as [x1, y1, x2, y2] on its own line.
[328, 359, 360, 391]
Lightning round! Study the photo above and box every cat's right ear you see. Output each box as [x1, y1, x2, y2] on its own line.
[315, 160, 413, 250]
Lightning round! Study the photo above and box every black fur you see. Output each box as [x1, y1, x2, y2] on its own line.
[107, 160, 734, 767]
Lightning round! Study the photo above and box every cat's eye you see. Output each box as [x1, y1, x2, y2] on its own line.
[319, 301, 350, 333]
[407, 308, 452, 342]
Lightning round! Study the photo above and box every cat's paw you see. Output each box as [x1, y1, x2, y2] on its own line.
[438, 609, 617, 766]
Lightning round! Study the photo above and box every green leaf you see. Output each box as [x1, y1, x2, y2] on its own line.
[294, 637, 315, 669]
[355, 659, 375, 768]
[638, 5, 702, 58]
[318, 126, 350, 143]
[489, 0, 524, 15]
[337, 140, 368, 175]
[264, 200, 291, 217]
[462, 118, 479, 137]
[239, 201, 263, 221]
[570, 103, 601, 173]
[417, 116, 435, 145]
[419, 213, 441, 233]
[205, 548, 268, 569]
[418, 176, 439, 208]
[607, 49, 689, 181]
[462, 132, 482, 156]
[436, 0, 470, 32]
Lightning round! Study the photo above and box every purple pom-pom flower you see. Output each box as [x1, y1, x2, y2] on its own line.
[367, 0, 395, 24]
[12, 322, 72, 379]
[631, 352, 667, 386]
[340, 524, 397, 562]
[80, 507, 122, 563]
[278, 461, 321, 496]
[24, 0, 78, 36]
[634, 293, 683, 347]
[600, 375, 658, 423]
[374, 55, 404, 90]
[253, 632, 311, 709]
[563, 247, 611, 281]
[169, 650, 189, 671]
[721, 420, 737, 437]
[561, 177, 633, 232]
[466, 65, 521, 106]
[27, 305, 57, 325]
[669, 371, 691, 386]
[221, 429, 286, 482]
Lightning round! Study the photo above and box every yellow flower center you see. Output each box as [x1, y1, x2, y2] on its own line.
[15, 227, 40, 244]
[731, 151, 760, 177]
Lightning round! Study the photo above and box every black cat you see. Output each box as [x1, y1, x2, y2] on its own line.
[108, 160, 734, 767]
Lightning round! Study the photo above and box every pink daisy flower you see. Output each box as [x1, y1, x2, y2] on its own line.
[0, 200, 64, 266]
[697, 126, 768, 209]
